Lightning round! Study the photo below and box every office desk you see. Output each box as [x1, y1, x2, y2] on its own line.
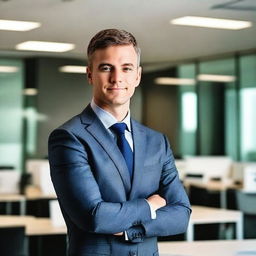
[26, 218, 67, 236]
[0, 194, 26, 215]
[184, 180, 242, 208]
[0, 192, 56, 216]
[25, 185, 57, 200]
[184, 180, 241, 191]
[187, 206, 243, 241]
[0, 215, 67, 256]
[0, 215, 35, 228]
[0, 215, 66, 236]
[158, 239, 256, 256]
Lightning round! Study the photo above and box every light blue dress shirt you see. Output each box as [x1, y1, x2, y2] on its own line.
[90, 100, 133, 151]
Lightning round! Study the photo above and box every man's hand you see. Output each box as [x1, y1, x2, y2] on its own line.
[114, 232, 123, 236]
[113, 195, 166, 237]
[147, 194, 166, 211]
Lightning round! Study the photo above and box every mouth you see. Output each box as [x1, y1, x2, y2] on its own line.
[107, 87, 127, 91]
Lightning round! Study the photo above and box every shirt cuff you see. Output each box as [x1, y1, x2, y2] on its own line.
[124, 231, 129, 240]
[145, 199, 156, 219]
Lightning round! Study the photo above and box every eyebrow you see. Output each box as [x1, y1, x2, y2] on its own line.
[98, 63, 111, 68]
[122, 63, 135, 67]
[98, 63, 135, 69]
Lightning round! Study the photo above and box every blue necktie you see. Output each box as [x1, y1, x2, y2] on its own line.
[111, 123, 133, 178]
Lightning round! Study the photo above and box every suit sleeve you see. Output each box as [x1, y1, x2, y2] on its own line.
[48, 128, 151, 235]
[126, 135, 191, 242]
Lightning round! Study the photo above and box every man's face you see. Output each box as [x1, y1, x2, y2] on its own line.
[87, 45, 141, 110]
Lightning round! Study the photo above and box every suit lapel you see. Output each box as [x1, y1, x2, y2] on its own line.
[80, 105, 131, 193]
[129, 120, 147, 200]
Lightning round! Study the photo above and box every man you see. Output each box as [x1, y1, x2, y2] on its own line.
[48, 29, 191, 256]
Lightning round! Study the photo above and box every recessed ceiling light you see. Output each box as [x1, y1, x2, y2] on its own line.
[23, 88, 38, 96]
[0, 19, 41, 31]
[198, 74, 236, 82]
[0, 66, 19, 73]
[155, 77, 196, 86]
[15, 41, 75, 52]
[59, 65, 87, 74]
[170, 16, 252, 30]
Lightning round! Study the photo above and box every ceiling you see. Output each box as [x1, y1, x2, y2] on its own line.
[0, 0, 255, 64]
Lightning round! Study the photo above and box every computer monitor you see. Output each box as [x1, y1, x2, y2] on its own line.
[26, 159, 56, 196]
[0, 170, 21, 194]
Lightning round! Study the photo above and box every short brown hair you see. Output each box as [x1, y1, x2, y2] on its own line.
[87, 28, 141, 67]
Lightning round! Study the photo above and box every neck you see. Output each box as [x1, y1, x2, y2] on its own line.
[93, 100, 130, 122]
[107, 106, 129, 121]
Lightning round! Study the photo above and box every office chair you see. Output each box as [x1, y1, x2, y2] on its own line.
[0, 226, 27, 256]
[236, 190, 256, 238]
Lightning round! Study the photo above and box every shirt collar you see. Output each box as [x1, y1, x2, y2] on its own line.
[90, 99, 131, 132]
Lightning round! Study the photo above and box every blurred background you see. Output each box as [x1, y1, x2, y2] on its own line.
[0, 0, 256, 256]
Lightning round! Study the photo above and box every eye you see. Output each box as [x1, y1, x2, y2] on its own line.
[123, 67, 133, 72]
[99, 65, 112, 72]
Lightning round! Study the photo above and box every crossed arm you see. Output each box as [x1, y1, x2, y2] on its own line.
[48, 129, 191, 241]
[114, 194, 166, 236]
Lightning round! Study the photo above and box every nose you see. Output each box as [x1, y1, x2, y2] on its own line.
[109, 69, 122, 84]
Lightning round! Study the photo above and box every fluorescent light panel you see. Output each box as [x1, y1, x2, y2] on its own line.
[198, 74, 236, 82]
[155, 74, 236, 86]
[15, 41, 75, 52]
[171, 16, 252, 30]
[155, 77, 196, 86]
[0, 66, 19, 73]
[0, 19, 41, 31]
[182, 92, 197, 132]
[59, 65, 87, 74]
[23, 88, 38, 96]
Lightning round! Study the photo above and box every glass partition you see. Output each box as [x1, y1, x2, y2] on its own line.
[0, 59, 24, 171]
[240, 54, 256, 161]
[198, 58, 237, 158]
[178, 63, 197, 156]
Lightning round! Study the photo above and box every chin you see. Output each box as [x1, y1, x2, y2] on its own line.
[106, 95, 127, 104]
[109, 99, 129, 106]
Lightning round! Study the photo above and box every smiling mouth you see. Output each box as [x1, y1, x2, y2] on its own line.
[107, 87, 127, 90]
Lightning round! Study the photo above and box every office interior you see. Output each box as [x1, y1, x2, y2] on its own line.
[0, 0, 256, 255]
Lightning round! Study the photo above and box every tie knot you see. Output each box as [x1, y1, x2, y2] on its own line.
[111, 122, 127, 135]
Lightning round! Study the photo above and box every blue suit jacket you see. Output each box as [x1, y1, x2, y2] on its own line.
[48, 105, 191, 256]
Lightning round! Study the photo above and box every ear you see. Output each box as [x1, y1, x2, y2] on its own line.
[86, 66, 93, 85]
[135, 66, 142, 87]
